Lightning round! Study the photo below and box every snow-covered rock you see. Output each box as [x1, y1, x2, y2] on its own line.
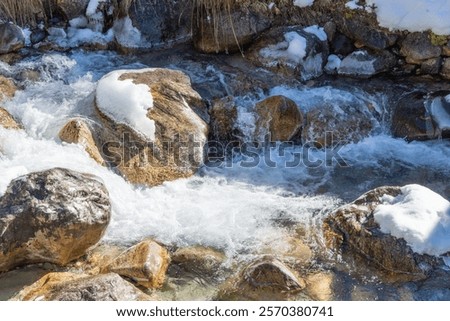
[0, 168, 111, 272]
[338, 50, 396, 78]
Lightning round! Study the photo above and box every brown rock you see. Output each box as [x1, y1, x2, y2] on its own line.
[0, 168, 111, 272]
[255, 95, 303, 142]
[11, 272, 153, 301]
[107, 240, 170, 289]
[305, 272, 334, 301]
[260, 236, 312, 268]
[323, 186, 438, 277]
[0, 107, 21, 129]
[172, 246, 226, 276]
[95, 68, 209, 186]
[59, 118, 104, 165]
[0, 75, 17, 100]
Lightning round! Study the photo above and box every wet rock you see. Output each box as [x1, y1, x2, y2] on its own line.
[209, 96, 241, 148]
[441, 58, 450, 80]
[0, 23, 25, 54]
[247, 26, 328, 81]
[305, 272, 334, 301]
[0, 108, 21, 130]
[172, 246, 226, 277]
[323, 186, 439, 277]
[392, 91, 437, 141]
[193, 4, 271, 53]
[0, 168, 111, 272]
[255, 95, 303, 142]
[59, 118, 104, 165]
[302, 102, 373, 147]
[217, 256, 305, 300]
[95, 68, 209, 186]
[400, 32, 442, 64]
[0, 75, 17, 100]
[260, 236, 313, 268]
[30, 29, 47, 45]
[420, 57, 442, 75]
[128, 0, 192, 47]
[12, 272, 152, 301]
[106, 240, 170, 289]
[76, 243, 126, 274]
[338, 50, 397, 78]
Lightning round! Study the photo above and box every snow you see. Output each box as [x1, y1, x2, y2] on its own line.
[86, 0, 102, 16]
[260, 31, 307, 64]
[96, 69, 155, 140]
[69, 16, 88, 29]
[325, 54, 342, 72]
[374, 184, 450, 256]
[293, 0, 314, 7]
[366, 0, 450, 35]
[429, 97, 450, 131]
[303, 25, 327, 41]
[113, 16, 142, 48]
[346, 0, 363, 10]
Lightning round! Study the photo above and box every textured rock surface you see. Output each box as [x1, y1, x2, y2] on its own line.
[0, 107, 21, 129]
[95, 68, 209, 186]
[172, 246, 226, 277]
[0, 76, 17, 100]
[323, 186, 439, 277]
[12, 272, 152, 301]
[400, 32, 442, 64]
[0, 168, 111, 272]
[338, 50, 397, 78]
[0, 23, 25, 54]
[107, 240, 170, 289]
[255, 95, 303, 142]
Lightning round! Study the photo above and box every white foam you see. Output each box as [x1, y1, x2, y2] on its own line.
[374, 184, 450, 256]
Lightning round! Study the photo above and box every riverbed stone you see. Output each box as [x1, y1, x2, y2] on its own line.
[0, 75, 17, 100]
[0, 108, 21, 130]
[172, 246, 226, 277]
[0, 168, 111, 272]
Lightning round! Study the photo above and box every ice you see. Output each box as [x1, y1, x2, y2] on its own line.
[293, 0, 314, 7]
[96, 69, 155, 141]
[374, 184, 450, 256]
[429, 97, 450, 131]
[325, 54, 342, 72]
[113, 16, 143, 48]
[303, 25, 327, 41]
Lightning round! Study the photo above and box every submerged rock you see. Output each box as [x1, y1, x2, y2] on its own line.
[12, 272, 152, 301]
[0, 23, 25, 54]
[106, 240, 170, 289]
[0, 168, 111, 272]
[255, 95, 303, 142]
[323, 186, 440, 278]
[95, 68, 208, 186]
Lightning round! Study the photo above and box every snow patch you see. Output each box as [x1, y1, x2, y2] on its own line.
[429, 97, 450, 131]
[96, 69, 155, 140]
[260, 31, 307, 64]
[325, 54, 342, 72]
[293, 0, 314, 7]
[303, 25, 327, 41]
[374, 184, 450, 256]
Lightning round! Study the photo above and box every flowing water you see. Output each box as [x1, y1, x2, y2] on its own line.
[1, 48, 450, 300]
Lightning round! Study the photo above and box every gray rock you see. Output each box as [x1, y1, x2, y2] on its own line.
[30, 29, 47, 44]
[338, 50, 396, 78]
[0, 23, 25, 54]
[400, 32, 442, 64]
[420, 57, 442, 75]
[441, 58, 450, 80]
[53, 0, 90, 21]
[0, 168, 111, 272]
[331, 33, 355, 56]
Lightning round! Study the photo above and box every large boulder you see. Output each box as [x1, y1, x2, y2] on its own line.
[59, 118, 104, 165]
[0, 23, 25, 54]
[95, 68, 208, 186]
[400, 32, 442, 64]
[217, 256, 305, 300]
[338, 50, 397, 78]
[254, 95, 303, 142]
[323, 186, 440, 277]
[247, 26, 329, 81]
[106, 240, 170, 289]
[0, 108, 21, 130]
[0, 168, 111, 272]
[12, 272, 152, 301]
[193, 3, 271, 54]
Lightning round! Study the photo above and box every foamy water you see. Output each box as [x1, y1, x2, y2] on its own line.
[1, 51, 449, 258]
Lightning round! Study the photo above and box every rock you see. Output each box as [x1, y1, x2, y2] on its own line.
[247, 26, 328, 81]
[331, 33, 355, 56]
[400, 32, 442, 64]
[172, 246, 226, 277]
[0, 168, 111, 272]
[0, 75, 17, 100]
[302, 102, 373, 147]
[95, 68, 208, 186]
[255, 95, 303, 142]
[441, 58, 450, 80]
[0, 23, 25, 54]
[338, 50, 397, 78]
[128, 0, 192, 47]
[392, 91, 437, 141]
[305, 272, 334, 301]
[0, 108, 21, 129]
[193, 4, 271, 53]
[420, 57, 442, 75]
[53, 0, 90, 21]
[106, 240, 170, 289]
[217, 256, 305, 300]
[30, 29, 47, 45]
[76, 243, 126, 274]
[323, 186, 438, 277]
[443, 41, 450, 56]
[59, 118, 104, 165]
[260, 236, 313, 268]
[12, 272, 152, 301]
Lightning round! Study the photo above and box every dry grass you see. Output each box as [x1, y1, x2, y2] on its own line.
[0, 0, 48, 26]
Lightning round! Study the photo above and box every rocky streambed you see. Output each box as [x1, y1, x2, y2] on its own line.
[0, 0, 450, 302]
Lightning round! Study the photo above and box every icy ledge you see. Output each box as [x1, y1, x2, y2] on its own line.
[374, 184, 450, 256]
